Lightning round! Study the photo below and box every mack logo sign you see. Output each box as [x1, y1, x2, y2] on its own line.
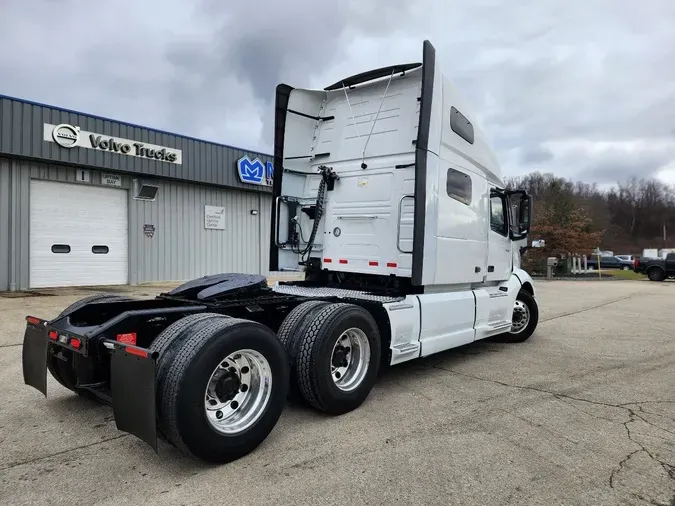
[44, 123, 183, 164]
[237, 156, 274, 186]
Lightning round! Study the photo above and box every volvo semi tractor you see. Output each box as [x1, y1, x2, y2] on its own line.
[21, 40, 539, 464]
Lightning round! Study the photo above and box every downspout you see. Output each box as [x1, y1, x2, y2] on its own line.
[9, 160, 17, 291]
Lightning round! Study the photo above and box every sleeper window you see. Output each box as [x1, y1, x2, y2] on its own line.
[446, 168, 472, 206]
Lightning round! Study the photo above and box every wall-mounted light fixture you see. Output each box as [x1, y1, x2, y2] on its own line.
[250, 210, 258, 215]
[133, 178, 159, 201]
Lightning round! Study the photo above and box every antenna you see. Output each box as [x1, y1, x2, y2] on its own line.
[360, 68, 395, 169]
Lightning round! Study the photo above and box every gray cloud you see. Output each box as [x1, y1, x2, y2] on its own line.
[520, 146, 554, 165]
[0, 0, 673, 184]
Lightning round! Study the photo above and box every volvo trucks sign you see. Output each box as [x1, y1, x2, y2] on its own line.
[44, 123, 182, 164]
[237, 156, 273, 186]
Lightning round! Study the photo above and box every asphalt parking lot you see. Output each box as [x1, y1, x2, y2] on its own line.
[0, 279, 673, 506]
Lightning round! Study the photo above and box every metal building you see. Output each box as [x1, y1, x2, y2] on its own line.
[0, 94, 275, 291]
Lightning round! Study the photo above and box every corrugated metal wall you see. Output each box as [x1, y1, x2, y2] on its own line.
[0, 157, 273, 291]
[128, 178, 271, 284]
[0, 95, 273, 193]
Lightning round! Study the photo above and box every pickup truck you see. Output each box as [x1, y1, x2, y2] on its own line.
[633, 253, 675, 281]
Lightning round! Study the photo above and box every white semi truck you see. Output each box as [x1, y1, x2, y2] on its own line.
[21, 40, 539, 464]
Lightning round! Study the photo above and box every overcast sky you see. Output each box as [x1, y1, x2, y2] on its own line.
[1, 0, 674, 186]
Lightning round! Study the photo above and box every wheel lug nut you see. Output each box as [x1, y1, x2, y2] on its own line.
[216, 410, 223, 419]
[241, 384, 248, 392]
[231, 400, 239, 409]
[241, 366, 249, 374]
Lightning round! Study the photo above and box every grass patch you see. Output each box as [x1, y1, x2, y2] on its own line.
[600, 269, 646, 281]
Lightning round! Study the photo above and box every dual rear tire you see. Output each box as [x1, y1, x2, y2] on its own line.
[156, 301, 381, 463]
[277, 301, 382, 415]
[151, 313, 289, 463]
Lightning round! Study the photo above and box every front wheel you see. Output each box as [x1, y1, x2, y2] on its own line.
[495, 289, 539, 343]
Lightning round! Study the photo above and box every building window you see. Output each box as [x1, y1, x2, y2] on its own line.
[51, 244, 71, 254]
[446, 168, 472, 206]
[490, 195, 507, 236]
[450, 106, 474, 144]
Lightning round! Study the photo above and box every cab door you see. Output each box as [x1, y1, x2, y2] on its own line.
[486, 190, 512, 282]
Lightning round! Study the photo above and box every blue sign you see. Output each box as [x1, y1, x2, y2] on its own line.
[237, 156, 273, 186]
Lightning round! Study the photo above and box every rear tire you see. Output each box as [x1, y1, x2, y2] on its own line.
[157, 316, 289, 463]
[150, 313, 227, 442]
[276, 300, 331, 403]
[295, 303, 381, 415]
[48, 294, 132, 394]
[494, 289, 539, 343]
[647, 267, 666, 281]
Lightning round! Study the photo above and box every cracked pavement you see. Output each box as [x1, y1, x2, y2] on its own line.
[0, 279, 673, 505]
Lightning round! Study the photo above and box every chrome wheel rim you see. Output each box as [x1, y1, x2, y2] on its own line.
[511, 300, 530, 334]
[204, 349, 272, 435]
[330, 327, 371, 392]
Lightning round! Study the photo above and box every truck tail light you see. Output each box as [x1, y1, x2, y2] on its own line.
[48, 330, 58, 340]
[116, 333, 137, 346]
[70, 338, 81, 349]
[26, 316, 41, 326]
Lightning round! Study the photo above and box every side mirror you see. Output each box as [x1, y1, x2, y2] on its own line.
[508, 191, 532, 240]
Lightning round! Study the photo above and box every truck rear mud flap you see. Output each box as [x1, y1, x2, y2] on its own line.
[22, 319, 49, 397]
[108, 342, 159, 452]
[21, 318, 160, 453]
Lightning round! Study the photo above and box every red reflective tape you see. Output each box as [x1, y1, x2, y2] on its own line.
[369, 261, 379, 266]
[323, 258, 332, 263]
[387, 262, 397, 268]
[339, 259, 348, 264]
[126, 347, 149, 358]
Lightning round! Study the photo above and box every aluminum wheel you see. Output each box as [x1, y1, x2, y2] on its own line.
[330, 327, 371, 392]
[204, 349, 273, 435]
[511, 299, 531, 334]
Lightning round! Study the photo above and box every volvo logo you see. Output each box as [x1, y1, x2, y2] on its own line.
[52, 124, 80, 148]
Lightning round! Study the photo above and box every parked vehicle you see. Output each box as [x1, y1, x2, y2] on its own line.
[20, 40, 539, 464]
[614, 255, 635, 270]
[586, 255, 625, 270]
[633, 253, 675, 281]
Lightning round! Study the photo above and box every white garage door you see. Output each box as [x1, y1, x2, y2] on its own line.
[30, 180, 129, 288]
